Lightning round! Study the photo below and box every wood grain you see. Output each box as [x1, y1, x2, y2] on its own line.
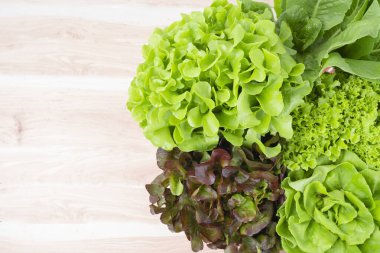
[0, 1, 273, 253]
[0, 18, 150, 76]
[0, 237, 217, 253]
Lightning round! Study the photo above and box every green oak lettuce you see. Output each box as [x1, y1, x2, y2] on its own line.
[127, 0, 309, 156]
[283, 73, 380, 171]
[277, 151, 380, 253]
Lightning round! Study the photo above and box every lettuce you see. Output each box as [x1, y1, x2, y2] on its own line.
[127, 0, 309, 156]
[147, 138, 285, 252]
[283, 73, 380, 171]
[277, 151, 380, 253]
[276, 0, 380, 82]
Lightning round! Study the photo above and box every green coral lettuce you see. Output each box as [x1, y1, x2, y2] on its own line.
[127, 0, 309, 156]
[283, 73, 380, 171]
[277, 151, 380, 253]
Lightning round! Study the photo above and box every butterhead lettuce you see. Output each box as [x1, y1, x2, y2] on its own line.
[277, 151, 380, 253]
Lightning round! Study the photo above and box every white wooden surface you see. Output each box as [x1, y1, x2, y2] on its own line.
[0, 1, 271, 252]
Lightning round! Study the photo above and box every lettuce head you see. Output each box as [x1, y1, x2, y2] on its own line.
[127, 0, 309, 156]
[277, 151, 380, 253]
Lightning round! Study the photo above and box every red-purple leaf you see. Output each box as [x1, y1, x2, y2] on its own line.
[225, 244, 239, 253]
[200, 224, 224, 243]
[196, 208, 212, 224]
[192, 185, 217, 201]
[210, 148, 231, 167]
[194, 163, 216, 185]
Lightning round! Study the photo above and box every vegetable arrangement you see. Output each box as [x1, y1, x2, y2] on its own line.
[127, 0, 380, 252]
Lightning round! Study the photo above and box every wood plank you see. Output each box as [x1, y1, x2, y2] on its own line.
[0, 3, 209, 25]
[0, 0, 214, 7]
[0, 18, 151, 76]
[0, 77, 158, 186]
[0, 184, 155, 223]
[0, 78, 158, 221]
[0, 1, 211, 76]
[0, 237, 220, 253]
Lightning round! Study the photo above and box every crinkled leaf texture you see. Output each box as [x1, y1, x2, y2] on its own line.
[277, 151, 380, 253]
[127, 0, 308, 156]
[283, 73, 380, 171]
[146, 138, 285, 252]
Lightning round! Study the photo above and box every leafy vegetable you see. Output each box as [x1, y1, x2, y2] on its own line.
[146, 138, 285, 252]
[283, 73, 380, 171]
[322, 52, 380, 81]
[277, 151, 380, 253]
[276, 0, 380, 82]
[127, 0, 309, 155]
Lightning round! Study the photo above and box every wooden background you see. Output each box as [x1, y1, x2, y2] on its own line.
[0, 1, 271, 252]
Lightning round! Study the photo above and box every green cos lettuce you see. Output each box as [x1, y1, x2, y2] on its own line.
[275, 0, 380, 83]
[283, 73, 380, 171]
[127, 0, 309, 156]
[277, 151, 380, 253]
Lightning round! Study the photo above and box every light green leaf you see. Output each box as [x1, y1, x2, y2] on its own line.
[202, 112, 219, 137]
[199, 52, 220, 71]
[245, 129, 281, 158]
[192, 81, 211, 98]
[339, 191, 375, 244]
[360, 227, 380, 253]
[187, 107, 203, 128]
[169, 174, 184, 196]
[361, 169, 380, 200]
[249, 48, 264, 68]
[178, 60, 201, 79]
[215, 109, 239, 129]
[263, 48, 281, 74]
[177, 133, 219, 152]
[237, 91, 261, 128]
[230, 24, 246, 46]
[216, 89, 231, 103]
[280, 6, 323, 51]
[274, 0, 283, 17]
[221, 130, 244, 146]
[257, 75, 284, 116]
[322, 52, 380, 81]
[241, 81, 267, 95]
[144, 127, 176, 151]
[342, 36, 377, 59]
[271, 114, 293, 139]
[287, 0, 352, 30]
[315, 0, 380, 61]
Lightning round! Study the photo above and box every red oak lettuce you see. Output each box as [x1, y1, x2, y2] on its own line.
[146, 138, 285, 252]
